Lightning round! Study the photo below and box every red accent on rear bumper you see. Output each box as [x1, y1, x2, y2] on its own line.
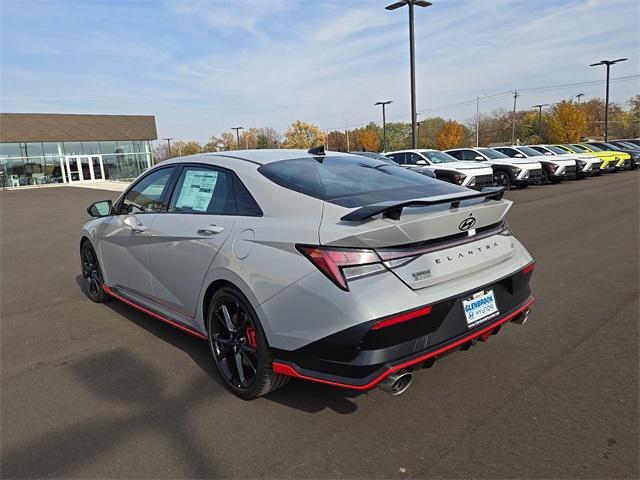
[102, 285, 208, 341]
[272, 295, 535, 391]
[371, 305, 432, 330]
[522, 261, 536, 274]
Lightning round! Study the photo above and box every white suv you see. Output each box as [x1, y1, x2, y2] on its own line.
[493, 146, 576, 184]
[445, 147, 543, 190]
[386, 149, 494, 190]
[526, 145, 602, 178]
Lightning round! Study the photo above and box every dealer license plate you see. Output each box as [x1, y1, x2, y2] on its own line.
[463, 289, 499, 328]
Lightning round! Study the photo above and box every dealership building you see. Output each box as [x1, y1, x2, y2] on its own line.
[0, 113, 157, 188]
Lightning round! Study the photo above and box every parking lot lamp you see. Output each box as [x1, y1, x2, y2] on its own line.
[163, 138, 173, 158]
[590, 58, 627, 141]
[531, 104, 549, 142]
[375, 101, 393, 152]
[576, 93, 585, 104]
[231, 127, 244, 150]
[386, 0, 432, 149]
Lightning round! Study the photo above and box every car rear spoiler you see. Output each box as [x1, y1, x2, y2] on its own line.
[340, 186, 505, 222]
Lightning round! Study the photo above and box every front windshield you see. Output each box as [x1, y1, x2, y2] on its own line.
[616, 141, 640, 150]
[569, 144, 589, 152]
[420, 150, 458, 164]
[600, 142, 621, 151]
[543, 145, 568, 155]
[517, 146, 544, 157]
[581, 144, 602, 151]
[478, 148, 509, 159]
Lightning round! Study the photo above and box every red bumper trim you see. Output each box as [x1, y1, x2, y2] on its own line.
[272, 295, 536, 391]
[102, 285, 208, 341]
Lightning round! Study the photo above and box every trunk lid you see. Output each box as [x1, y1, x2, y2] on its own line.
[320, 193, 515, 290]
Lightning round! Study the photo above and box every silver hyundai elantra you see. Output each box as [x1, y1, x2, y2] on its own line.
[80, 148, 536, 399]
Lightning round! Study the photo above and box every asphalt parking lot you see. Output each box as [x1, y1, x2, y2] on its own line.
[1, 172, 638, 479]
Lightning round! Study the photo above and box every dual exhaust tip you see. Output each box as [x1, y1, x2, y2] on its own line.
[379, 370, 413, 395]
[378, 307, 532, 396]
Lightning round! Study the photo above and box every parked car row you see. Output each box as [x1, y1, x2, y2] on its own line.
[373, 139, 639, 190]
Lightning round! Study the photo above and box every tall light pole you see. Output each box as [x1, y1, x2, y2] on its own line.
[532, 104, 549, 142]
[590, 58, 627, 141]
[386, 0, 432, 149]
[576, 93, 585, 104]
[163, 138, 173, 158]
[511, 90, 519, 144]
[475, 93, 487, 147]
[375, 100, 393, 152]
[231, 127, 244, 149]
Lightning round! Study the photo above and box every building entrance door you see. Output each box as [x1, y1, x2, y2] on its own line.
[64, 155, 105, 182]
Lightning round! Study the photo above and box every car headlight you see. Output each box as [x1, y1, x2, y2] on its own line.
[454, 173, 467, 185]
[549, 163, 560, 172]
[510, 166, 522, 176]
[576, 160, 586, 168]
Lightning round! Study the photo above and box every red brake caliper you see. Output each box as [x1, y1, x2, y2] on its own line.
[245, 325, 258, 350]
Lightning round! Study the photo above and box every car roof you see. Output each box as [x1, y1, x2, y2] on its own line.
[161, 149, 358, 166]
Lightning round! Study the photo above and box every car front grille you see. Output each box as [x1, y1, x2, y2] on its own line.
[527, 169, 543, 180]
[474, 174, 494, 188]
[563, 166, 576, 175]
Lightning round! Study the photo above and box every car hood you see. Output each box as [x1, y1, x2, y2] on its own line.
[485, 159, 541, 168]
[436, 161, 490, 170]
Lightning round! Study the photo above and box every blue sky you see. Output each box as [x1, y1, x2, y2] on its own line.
[1, 0, 638, 142]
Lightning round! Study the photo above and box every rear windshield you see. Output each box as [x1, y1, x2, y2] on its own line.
[258, 155, 466, 207]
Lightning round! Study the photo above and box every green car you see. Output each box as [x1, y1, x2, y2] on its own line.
[573, 144, 631, 171]
[554, 144, 616, 172]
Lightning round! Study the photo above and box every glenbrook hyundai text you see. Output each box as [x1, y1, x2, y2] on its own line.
[80, 148, 536, 399]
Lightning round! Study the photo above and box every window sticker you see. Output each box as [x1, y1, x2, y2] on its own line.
[175, 170, 218, 212]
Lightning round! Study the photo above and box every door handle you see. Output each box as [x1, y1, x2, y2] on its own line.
[130, 224, 148, 233]
[123, 216, 147, 233]
[197, 225, 225, 236]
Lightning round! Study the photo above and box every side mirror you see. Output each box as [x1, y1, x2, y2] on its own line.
[416, 159, 428, 166]
[544, 152, 553, 155]
[474, 155, 484, 161]
[87, 200, 112, 218]
[514, 153, 525, 158]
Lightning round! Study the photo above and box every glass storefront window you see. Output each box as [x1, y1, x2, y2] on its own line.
[25, 142, 45, 158]
[116, 141, 134, 153]
[82, 142, 101, 154]
[0, 143, 22, 158]
[63, 142, 83, 155]
[99, 141, 117, 154]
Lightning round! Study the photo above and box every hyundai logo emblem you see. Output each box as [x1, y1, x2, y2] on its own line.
[459, 216, 476, 231]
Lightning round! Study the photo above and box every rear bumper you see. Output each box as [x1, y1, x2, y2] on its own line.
[272, 265, 535, 390]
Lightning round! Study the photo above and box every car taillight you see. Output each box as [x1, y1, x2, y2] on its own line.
[296, 245, 385, 290]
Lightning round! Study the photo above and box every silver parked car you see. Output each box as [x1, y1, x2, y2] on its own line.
[80, 149, 536, 398]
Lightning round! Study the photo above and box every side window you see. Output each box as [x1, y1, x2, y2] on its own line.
[168, 166, 235, 215]
[460, 150, 478, 161]
[405, 153, 421, 165]
[530, 146, 545, 154]
[447, 150, 464, 160]
[233, 177, 263, 217]
[121, 168, 173, 214]
[496, 148, 517, 157]
[387, 153, 404, 164]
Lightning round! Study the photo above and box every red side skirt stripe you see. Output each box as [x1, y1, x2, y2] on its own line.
[272, 296, 535, 391]
[102, 285, 208, 341]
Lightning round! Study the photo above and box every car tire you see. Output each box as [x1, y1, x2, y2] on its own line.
[80, 241, 110, 303]
[493, 171, 511, 190]
[540, 169, 550, 185]
[207, 286, 289, 399]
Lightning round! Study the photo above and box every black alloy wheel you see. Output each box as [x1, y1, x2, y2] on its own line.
[493, 171, 511, 190]
[80, 241, 109, 303]
[207, 286, 289, 399]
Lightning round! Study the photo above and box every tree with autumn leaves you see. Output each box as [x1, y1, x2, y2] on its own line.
[436, 121, 465, 149]
[546, 100, 588, 143]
